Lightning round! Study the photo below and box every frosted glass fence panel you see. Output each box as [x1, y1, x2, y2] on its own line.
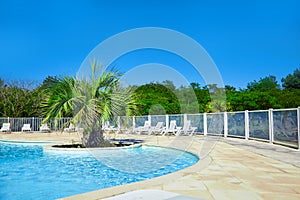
[106, 117, 118, 128]
[228, 112, 245, 137]
[187, 114, 204, 134]
[207, 113, 224, 135]
[169, 114, 184, 127]
[119, 116, 133, 129]
[273, 109, 298, 147]
[1, 107, 299, 149]
[151, 115, 166, 127]
[135, 116, 148, 127]
[112, 116, 119, 127]
[249, 111, 269, 140]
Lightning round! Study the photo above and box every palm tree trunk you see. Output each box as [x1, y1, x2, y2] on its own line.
[81, 126, 104, 147]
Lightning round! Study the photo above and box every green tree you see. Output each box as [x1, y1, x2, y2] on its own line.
[176, 85, 199, 113]
[190, 82, 201, 89]
[0, 80, 39, 117]
[205, 86, 230, 112]
[161, 80, 176, 91]
[193, 86, 210, 112]
[42, 62, 135, 147]
[282, 68, 300, 89]
[247, 75, 279, 92]
[0, 78, 4, 88]
[227, 90, 281, 111]
[276, 89, 300, 108]
[225, 85, 236, 91]
[133, 83, 180, 115]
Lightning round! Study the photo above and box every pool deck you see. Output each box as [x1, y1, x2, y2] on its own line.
[1, 132, 300, 200]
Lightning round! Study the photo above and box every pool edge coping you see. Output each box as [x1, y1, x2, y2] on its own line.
[61, 141, 211, 200]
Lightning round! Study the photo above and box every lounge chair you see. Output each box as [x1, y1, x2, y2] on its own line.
[0, 123, 11, 133]
[116, 125, 132, 135]
[176, 120, 197, 136]
[149, 122, 164, 135]
[40, 124, 50, 132]
[134, 120, 151, 134]
[64, 124, 76, 132]
[161, 120, 181, 136]
[21, 124, 31, 132]
[103, 121, 118, 132]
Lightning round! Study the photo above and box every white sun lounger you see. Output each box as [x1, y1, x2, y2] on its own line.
[0, 123, 11, 133]
[40, 124, 50, 132]
[21, 124, 31, 132]
[134, 120, 151, 134]
[64, 124, 76, 132]
[161, 120, 181, 136]
[103, 121, 118, 132]
[176, 120, 197, 136]
[149, 122, 164, 135]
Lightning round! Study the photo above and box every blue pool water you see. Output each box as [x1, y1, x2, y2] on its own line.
[0, 141, 198, 200]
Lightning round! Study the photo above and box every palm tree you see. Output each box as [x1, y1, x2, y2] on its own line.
[42, 62, 135, 147]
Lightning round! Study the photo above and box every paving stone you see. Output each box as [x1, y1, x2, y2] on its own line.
[1, 133, 300, 200]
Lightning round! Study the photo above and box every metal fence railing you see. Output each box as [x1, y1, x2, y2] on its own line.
[118, 107, 300, 149]
[0, 108, 299, 149]
[0, 117, 72, 132]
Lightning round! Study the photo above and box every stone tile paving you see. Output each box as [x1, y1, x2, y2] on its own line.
[1, 132, 299, 200]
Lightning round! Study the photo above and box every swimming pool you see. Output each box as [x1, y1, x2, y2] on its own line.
[0, 141, 198, 199]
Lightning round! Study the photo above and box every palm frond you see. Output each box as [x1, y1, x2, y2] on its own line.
[42, 61, 137, 136]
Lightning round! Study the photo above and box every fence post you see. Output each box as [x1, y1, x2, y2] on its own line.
[183, 114, 187, 126]
[132, 116, 136, 129]
[148, 115, 151, 126]
[269, 108, 274, 144]
[166, 115, 169, 130]
[117, 116, 121, 129]
[203, 113, 207, 135]
[297, 107, 300, 150]
[224, 112, 228, 137]
[245, 110, 249, 140]
[32, 117, 35, 132]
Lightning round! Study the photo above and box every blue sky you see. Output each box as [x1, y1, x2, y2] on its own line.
[0, 0, 299, 89]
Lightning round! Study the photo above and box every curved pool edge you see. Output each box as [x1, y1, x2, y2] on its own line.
[0, 139, 56, 145]
[43, 143, 143, 152]
[2, 134, 299, 199]
[61, 142, 210, 200]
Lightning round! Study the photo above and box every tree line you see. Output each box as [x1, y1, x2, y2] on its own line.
[0, 68, 299, 117]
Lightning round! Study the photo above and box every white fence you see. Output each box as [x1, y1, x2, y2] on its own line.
[0, 117, 72, 132]
[0, 108, 299, 149]
[119, 108, 300, 149]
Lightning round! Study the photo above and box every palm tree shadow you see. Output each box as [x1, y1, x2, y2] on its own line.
[109, 138, 144, 146]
